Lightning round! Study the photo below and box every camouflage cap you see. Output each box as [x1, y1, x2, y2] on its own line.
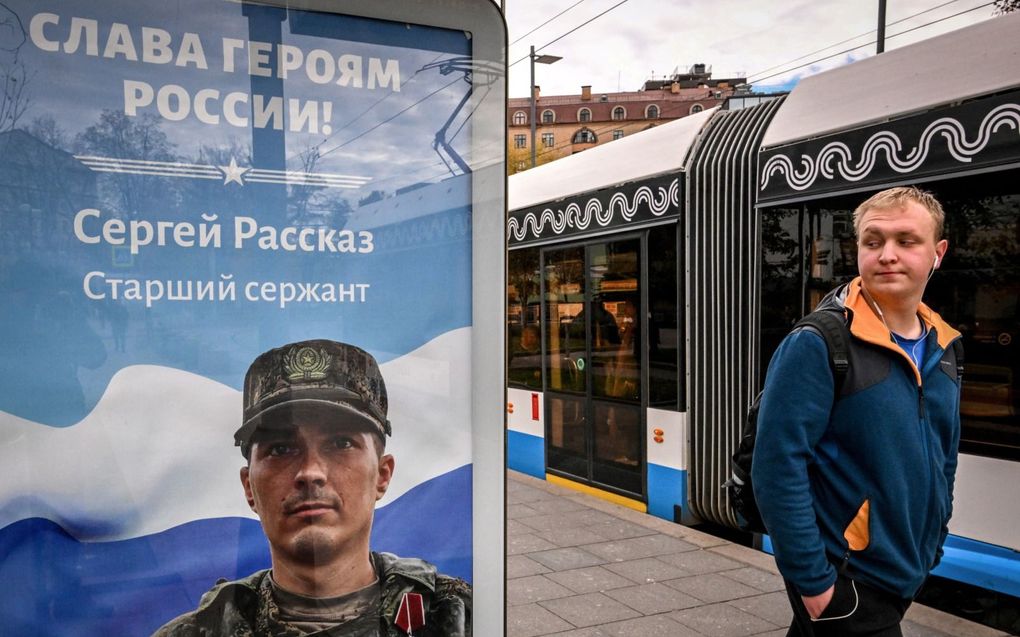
[234, 339, 390, 457]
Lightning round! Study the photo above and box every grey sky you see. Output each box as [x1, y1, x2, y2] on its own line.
[504, 0, 1000, 98]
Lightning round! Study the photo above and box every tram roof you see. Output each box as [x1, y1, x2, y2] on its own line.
[762, 11, 1020, 149]
[508, 107, 717, 211]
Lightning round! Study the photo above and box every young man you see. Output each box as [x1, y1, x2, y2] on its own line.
[752, 187, 962, 636]
[154, 340, 471, 636]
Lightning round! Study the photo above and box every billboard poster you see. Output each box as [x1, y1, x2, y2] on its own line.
[0, 1, 506, 634]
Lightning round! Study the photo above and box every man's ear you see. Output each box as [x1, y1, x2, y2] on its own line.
[376, 454, 395, 501]
[935, 239, 948, 267]
[240, 466, 257, 513]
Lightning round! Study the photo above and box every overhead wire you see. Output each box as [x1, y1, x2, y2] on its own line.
[750, 1, 996, 85]
[510, 0, 589, 45]
[316, 76, 464, 160]
[294, 1, 990, 177]
[290, 0, 629, 169]
[509, 0, 631, 68]
[284, 51, 449, 163]
[748, 0, 965, 80]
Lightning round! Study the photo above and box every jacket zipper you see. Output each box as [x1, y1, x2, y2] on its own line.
[916, 355, 941, 558]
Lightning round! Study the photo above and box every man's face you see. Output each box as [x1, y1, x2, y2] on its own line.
[240, 417, 394, 568]
[857, 200, 948, 307]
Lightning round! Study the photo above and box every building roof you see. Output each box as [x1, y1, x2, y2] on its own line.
[508, 86, 723, 108]
[509, 107, 717, 211]
[508, 98, 713, 124]
[762, 11, 1020, 148]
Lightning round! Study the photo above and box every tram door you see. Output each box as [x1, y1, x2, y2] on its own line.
[543, 237, 643, 497]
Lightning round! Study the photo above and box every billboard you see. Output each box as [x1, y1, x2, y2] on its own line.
[0, 0, 506, 634]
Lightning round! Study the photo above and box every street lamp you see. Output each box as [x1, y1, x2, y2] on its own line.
[530, 45, 562, 168]
[876, 0, 887, 54]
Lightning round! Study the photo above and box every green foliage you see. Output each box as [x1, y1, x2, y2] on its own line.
[994, 0, 1020, 14]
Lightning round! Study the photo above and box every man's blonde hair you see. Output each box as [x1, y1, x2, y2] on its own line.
[853, 186, 945, 241]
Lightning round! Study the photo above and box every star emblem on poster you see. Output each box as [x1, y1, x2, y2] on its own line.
[73, 155, 372, 190]
[219, 158, 249, 185]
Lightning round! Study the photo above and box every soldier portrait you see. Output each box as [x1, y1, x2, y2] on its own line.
[154, 339, 471, 637]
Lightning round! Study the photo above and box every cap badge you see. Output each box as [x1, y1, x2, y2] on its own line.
[284, 346, 332, 382]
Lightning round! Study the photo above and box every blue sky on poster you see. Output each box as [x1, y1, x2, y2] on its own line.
[504, 0, 1001, 98]
[6, 0, 475, 197]
[1, 0, 478, 422]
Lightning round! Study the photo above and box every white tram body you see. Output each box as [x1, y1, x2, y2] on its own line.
[506, 11, 1020, 596]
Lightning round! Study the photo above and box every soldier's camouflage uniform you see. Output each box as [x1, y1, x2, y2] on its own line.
[152, 552, 471, 637]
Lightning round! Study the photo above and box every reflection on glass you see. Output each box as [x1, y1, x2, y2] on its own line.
[932, 186, 1019, 460]
[543, 246, 586, 393]
[590, 239, 640, 402]
[508, 248, 542, 389]
[648, 224, 679, 408]
[0, 1, 491, 633]
[593, 402, 642, 495]
[547, 395, 587, 477]
[761, 175, 1020, 461]
[806, 209, 857, 311]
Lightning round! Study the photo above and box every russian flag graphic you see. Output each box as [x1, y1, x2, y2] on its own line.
[0, 2, 479, 632]
[0, 329, 473, 636]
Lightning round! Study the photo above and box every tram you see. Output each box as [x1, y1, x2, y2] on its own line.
[506, 11, 1020, 597]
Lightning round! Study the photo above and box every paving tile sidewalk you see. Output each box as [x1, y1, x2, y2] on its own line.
[506, 470, 1007, 637]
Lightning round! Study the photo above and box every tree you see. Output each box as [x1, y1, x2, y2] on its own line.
[0, 5, 31, 134]
[26, 115, 68, 149]
[507, 142, 558, 176]
[994, 0, 1020, 13]
[289, 144, 325, 224]
[75, 110, 178, 216]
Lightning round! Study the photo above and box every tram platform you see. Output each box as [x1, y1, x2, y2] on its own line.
[506, 470, 1007, 637]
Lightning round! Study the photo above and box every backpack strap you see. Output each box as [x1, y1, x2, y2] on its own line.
[794, 309, 851, 392]
[951, 338, 965, 377]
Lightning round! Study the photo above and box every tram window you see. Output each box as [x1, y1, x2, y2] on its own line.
[805, 207, 857, 311]
[590, 239, 640, 402]
[760, 201, 859, 380]
[760, 172, 1020, 461]
[648, 223, 680, 409]
[508, 247, 542, 389]
[760, 206, 809, 379]
[929, 175, 1020, 461]
[543, 246, 587, 394]
[592, 401, 642, 494]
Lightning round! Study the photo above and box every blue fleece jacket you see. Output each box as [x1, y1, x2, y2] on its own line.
[752, 278, 962, 599]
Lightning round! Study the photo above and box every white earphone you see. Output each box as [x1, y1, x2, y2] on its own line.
[933, 254, 940, 270]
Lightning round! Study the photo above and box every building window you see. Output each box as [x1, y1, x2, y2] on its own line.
[573, 127, 597, 144]
[646, 104, 660, 119]
[612, 130, 624, 140]
[690, 104, 704, 114]
[612, 106, 626, 121]
[512, 111, 527, 126]
[514, 134, 527, 149]
[542, 109, 555, 124]
[542, 132, 555, 148]
[578, 108, 592, 123]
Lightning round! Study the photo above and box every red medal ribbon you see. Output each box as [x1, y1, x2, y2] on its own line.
[395, 592, 425, 635]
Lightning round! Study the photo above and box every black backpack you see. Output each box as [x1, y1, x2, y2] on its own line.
[724, 308, 966, 534]
[723, 309, 850, 534]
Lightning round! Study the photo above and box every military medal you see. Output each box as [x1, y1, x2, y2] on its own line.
[395, 592, 425, 635]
